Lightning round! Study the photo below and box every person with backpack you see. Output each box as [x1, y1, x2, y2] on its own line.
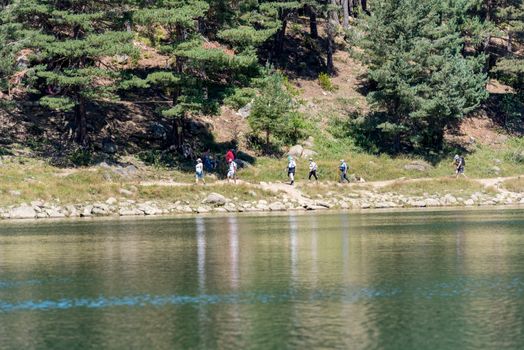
[308, 158, 318, 182]
[339, 159, 350, 183]
[287, 155, 296, 185]
[195, 158, 206, 185]
[227, 159, 238, 184]
[453, 154, 466, 178]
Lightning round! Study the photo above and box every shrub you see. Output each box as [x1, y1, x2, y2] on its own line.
[318, 72, 337, 92]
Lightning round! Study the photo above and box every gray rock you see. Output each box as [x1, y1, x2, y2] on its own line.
[149, 122, 167, 140]
[374, 202, 397, 209]
[303, 136, 315, 148]
[403, 161, 431, 172]
[520, 198, 524, 205]
[315, 201, 331, 208]
[119, 188, 134, 196]
[102, 140, 117, 154]
[256, 203, 269, 211]
[301, 149, 318, 159]
[106, 197, 118, 205]
[360, 203, 371, 209]
[202, 193, 227, 206]
[66, 205, 79, 217]
[425, 198, 441, 207]
[491, 166, 501, 174]
[196, 206, 210, 214]
[81, 205, 94, 217]
[10, 205, 36, 219]
[46, 208, 66, 218]
[269, 202, 286, 211]
[237, 102, 253, 118]
[340, 202, 350, 209]
[288, 145, 304, 158]
[9, 190, 21, 197]
[119, 208, 144, 216]
[408, 200, 427, 207]
[138, 204, 159, 216]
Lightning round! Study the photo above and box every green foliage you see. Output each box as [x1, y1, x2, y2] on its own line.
[318, 72, 337, 92]
[248, 72, 305, 148]
[224, 87, 257, 109]
[354, 0, 488, 152]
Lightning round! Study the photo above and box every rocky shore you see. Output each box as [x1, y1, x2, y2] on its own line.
[2, 186, 524, 221]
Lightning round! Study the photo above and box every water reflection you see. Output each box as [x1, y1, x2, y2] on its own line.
[0, 210, 524, 350]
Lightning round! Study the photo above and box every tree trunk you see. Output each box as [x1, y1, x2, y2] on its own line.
[342, 0, 350, 29]
[266, 129, 270, 147]
[330, 0, 340, 25]
[309, 6, 318, 38]
[171, 117, 182, 148]
[75, 96, 87, 145]
[326, 19, 335, 74]
[508, 31, 513, 53]
[275, 19, 288, 54]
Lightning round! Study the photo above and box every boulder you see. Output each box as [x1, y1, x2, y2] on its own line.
[202, 193, 227, 206]
[424, 198, 441, 207]
[403, 161, 431, 172]
[303, 136, 315, 148]
[269, 202, 286, 211]
[315, 201, 331, 208]
[10, 205, 36, 219]
[149, 122, 167, 140]
[196, 207, 210, 214]
[119, 188, 134, 196]
[491, 166, 501, 174]
[102, 140, 117, 154]
[81, 205, 94, 217]
[408, 200, 427, 207]
[464, 199, 475, 207]
[236, 102, 253, 118]
[138, 204, 159, 216]
[288, 145, 304, 158]
[45, 208, 66, 218]
[301, 149, 318, 159]
[106, 197, 118, 205]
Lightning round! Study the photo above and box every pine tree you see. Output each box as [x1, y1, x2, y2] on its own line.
[355, 0, 488, 151]
[4, 0, 137, 145]
[248, 72, 303, 147]
[130, 0, 260, 148]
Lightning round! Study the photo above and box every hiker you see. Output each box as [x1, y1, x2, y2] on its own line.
[287, 155, 296, 185]
[195, 158, 205, 185]
[226, 149, 235, 164]
[453, 154, 466, 178]
[339, 159, 350, 183]
[308, 158, 318, 181]
[227, 159, 238, 183]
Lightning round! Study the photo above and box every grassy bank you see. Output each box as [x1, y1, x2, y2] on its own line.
[240, 139, 524, 183]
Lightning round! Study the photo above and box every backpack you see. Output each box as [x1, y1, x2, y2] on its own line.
[460, 157, 465, 166]
[339, 163, 346, 171]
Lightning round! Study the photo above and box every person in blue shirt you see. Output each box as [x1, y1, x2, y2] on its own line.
[339, 159, 350, 183]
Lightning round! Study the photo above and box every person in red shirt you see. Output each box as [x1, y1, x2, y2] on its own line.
[225, 149, 235, 164]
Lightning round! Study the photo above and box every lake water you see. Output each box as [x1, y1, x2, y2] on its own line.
[1, 209, 524, 349]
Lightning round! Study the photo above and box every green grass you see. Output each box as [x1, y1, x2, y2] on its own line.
[377, 178, 487, 197]
[238, 137, 524, 183]
[502, 177, 524, 193]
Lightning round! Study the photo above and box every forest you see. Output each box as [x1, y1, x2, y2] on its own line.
[0, 0, 523, 162]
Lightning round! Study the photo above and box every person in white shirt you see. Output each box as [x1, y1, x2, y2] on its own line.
[308, 158, 318, 181]
[287, 155, 296, 185]
[227, 160, 238, 183]
[195, 158, 205, 185]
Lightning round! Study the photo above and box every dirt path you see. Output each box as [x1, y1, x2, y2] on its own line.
[140, 175, 522, 191]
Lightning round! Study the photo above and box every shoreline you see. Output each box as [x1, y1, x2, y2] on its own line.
[1, 204, 524, 226]
[0, 190, 523, 223]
